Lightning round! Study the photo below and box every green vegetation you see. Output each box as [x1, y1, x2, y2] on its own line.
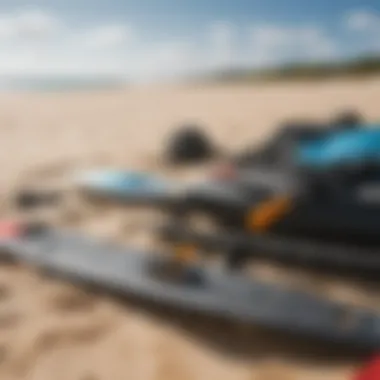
[203, 55, 380, 83]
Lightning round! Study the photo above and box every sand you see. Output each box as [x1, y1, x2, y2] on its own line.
[0, 77, 379, 380]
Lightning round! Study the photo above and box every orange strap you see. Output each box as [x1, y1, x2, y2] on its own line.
[246, 196, 293, 232]
[174, 244, 199, 264]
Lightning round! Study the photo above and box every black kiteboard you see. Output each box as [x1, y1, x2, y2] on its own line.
[161, 225, 380, 278]
[0, 221, 379, 351]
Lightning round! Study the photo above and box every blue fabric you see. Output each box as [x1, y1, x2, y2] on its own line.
[298, 124, 380, 167]
[80, 170, 170, 195]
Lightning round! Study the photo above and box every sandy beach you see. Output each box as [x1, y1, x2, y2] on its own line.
[0, 77, 379, 380]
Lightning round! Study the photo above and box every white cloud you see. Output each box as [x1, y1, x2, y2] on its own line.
[248, 25, 336, 66]
[209, 22, 236, 68]
[127, 23, 337, 82]
[0, 8, 375, 83]
[345, 10, 380, 31]
[81, 25, 134, 49]
[0, 9, 135, 78]
[124, 41, 202, 82]
[344, 10, 380, 52]
[0, 9, 61, 42]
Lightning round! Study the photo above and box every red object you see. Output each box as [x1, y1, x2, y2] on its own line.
[355, 355, 380, 380]
[0, 221, 23, 239]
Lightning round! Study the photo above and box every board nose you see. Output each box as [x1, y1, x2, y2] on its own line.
[0, 221, 24, 239]
[353, 355, 380, 380]
[0, 221, 49, 239]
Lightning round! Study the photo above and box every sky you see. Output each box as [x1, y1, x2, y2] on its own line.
[0, 0, 379, 82]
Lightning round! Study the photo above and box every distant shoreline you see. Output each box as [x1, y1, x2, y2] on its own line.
[190, 55, 380, 85]
[0, 76, 126, 93]
[1, 54, 380, 92]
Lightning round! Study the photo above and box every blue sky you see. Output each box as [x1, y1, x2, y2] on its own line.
[0, 0, 379, 81]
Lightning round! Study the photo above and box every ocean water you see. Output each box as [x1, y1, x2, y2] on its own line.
[0, 76, 126, 92]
